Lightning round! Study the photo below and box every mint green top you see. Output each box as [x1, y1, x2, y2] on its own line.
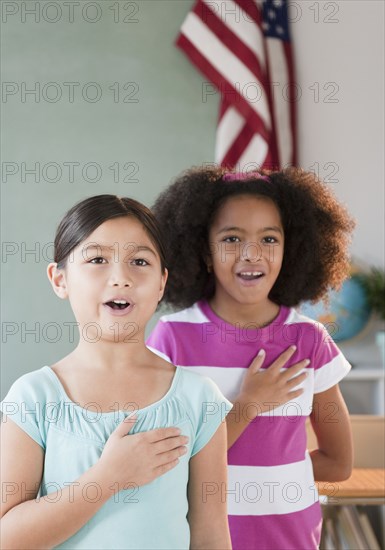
[1, 366, 232, 549]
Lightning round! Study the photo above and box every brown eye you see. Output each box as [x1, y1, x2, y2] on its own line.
[262, 236, 278, 244]
[223, 236, 240, 243]
[131, 258, 149, 266]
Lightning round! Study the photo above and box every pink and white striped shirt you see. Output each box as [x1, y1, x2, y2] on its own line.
[147, 300, 351, 550]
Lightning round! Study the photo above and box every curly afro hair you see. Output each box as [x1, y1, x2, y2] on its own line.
[152, 165, 355, 310]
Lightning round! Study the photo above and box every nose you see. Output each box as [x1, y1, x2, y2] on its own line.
[240, 241, 262, 263]
[112, 279, 131, 287]
[108, 264, 133, 288]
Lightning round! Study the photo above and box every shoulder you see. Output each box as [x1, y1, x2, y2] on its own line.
[175, 368, 232, 457]
[284, 308, 351, 389]
[158, 302, 210, 325]
[284, 306, 343, 349]
[147, 303, 211, 359]
[283, 307, 336, 344]
[284, 307, 324, 330]
[1, 367, 58, 405]
[0, 367, 59, 449]
[178, 367, 218, 391]
[176, 367, 232, 411]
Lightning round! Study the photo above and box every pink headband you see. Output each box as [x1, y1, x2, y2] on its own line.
[222, 171, 270, 183]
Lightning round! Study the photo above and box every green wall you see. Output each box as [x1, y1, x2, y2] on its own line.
[1, 0, 218, 396]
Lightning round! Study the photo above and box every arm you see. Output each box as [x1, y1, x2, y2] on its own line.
[1, 418, 112, 549]
[187, 422, 232, 550]
[227, 346, 310, 448]
[309, 384, 353, 481]
[1, 417, 189, 549]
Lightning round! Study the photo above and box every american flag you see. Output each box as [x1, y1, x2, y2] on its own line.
[176, 0, 297, 170]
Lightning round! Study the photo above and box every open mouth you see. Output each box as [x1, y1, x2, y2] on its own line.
[105, 300, 131, 310]
[237, 271, 264, 281]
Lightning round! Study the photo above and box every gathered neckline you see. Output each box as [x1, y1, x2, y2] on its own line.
[43, 365, 181, 418]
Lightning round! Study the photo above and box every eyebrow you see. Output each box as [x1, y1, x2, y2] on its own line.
[135, 245, 157, 257]
[216, 225, 283, 235]
[82, 244, 157, 257]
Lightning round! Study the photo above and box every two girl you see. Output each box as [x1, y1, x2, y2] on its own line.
[1, 196, 232, 549]
[2, 164, 355, 550]
[148, 166, 355, 550]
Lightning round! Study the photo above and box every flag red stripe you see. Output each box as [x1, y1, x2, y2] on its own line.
[218, 97, 229, 119]
[176, 33, 271, 142]
[196, 1, 269, 89]
[220, 121, 255, 168]
[176, 0, 296, 169]
[232, 0, 262, 25]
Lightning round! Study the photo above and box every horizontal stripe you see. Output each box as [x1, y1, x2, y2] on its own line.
[148, 302, 350, 397]
[285, 307, 333, 328]
[160, 303, 209, 324]
[150, 318, 341, 370]
[228, 415, 308, 466]
[226, 453, 318, 515]
[181, 365, 313, 416]
[180, 11, 271, 128]
[285, 308, 312, 325]
[314, 354, 351, 393]
[228, 501, 322, 549]
[181, 365, 244, 401]
[164, 302, 316, 332]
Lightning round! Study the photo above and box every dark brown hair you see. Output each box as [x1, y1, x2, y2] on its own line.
[54, 194, 167, 271]
[152, 166, 355, 308]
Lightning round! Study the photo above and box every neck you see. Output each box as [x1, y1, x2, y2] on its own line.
[69, 335, 151, 373]
[209, 295, 281, 328]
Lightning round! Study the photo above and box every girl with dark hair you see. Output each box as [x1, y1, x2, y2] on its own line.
[1, 194, 232, 549]
[147, 167, 355, 550]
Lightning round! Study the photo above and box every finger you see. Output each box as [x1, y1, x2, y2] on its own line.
[268, 345, 298, 371]
[287, 388, 304, 399]
[249, 349, 266, 373]
[153, 435, 189, 455]
[153, 458, 180, 479]
[113, 415, 138, 438]
[156, 445, 188, 465]
[146, 427, 182, 443]
[280, 360, 310, 381]
[286, 372, 308, 389]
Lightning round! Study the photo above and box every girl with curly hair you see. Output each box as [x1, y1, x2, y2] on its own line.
[147, 166, 355, 550]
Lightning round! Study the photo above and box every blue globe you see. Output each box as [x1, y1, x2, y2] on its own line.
[300, 276, 371, 342]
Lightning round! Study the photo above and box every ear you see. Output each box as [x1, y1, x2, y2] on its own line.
[204, 256, 213, 273]
[203, 244, 213, 272]
[158, 268, 168, 302]
[47, 263, 68, 299]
